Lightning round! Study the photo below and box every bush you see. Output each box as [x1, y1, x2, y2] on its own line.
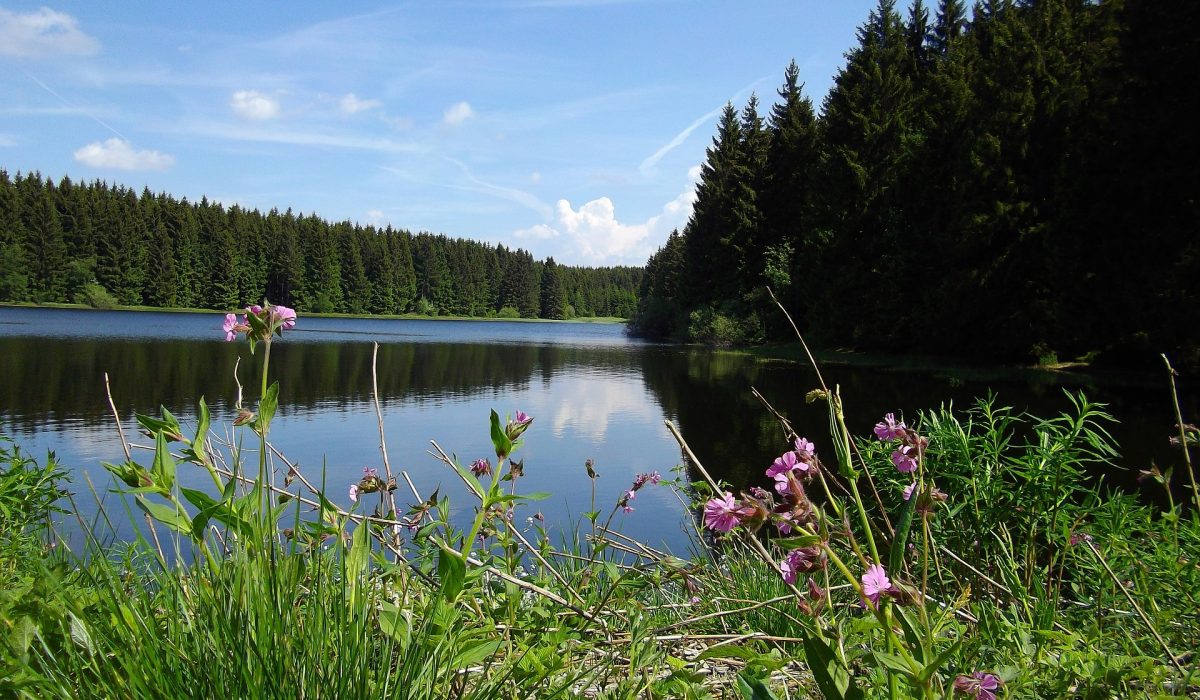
[74, 283, 118, 310]
[496, 305, 520, 319]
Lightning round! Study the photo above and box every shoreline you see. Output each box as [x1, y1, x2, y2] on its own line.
[0, 301, 627, 325]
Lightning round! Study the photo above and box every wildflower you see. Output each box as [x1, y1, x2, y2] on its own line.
[470, 457, 492, 477]
[222, 313, 248, 342]
[767, 450, 799, 478]
[585, 458, 598, 479]
[703, 492, 743, 533]
[506, 410, 534, 440]
[632, 471, 662, 490]
[953, 672, 1002, 700]
[1069, 532, 1093, 546]
[903, 482, 917, 501]
[799, 578, 826, 616]
[780, 546, 824, 585]
[272, 304, 297, 329]
[874, 412, 906, 441]
[349, 483, 359, 503]
[622, 505, 634, 514]
[861, 563, 891, 607]
[793, 437, 816, 462]
[891, 445, 918, 473]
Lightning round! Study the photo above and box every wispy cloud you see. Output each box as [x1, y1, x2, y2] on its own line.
[435, 158, 553, 218]
[20, 70, 128, 139]
[231, 90, 282, 120]
[639, 105, 723, 175]
[339, 92, 382, 115]
[442, 101, 475, 126]
[73, 138, 175, 171]
[0, 134, 16, 147]
[0, 7, 100, 59]
[174, 119, 426, 155]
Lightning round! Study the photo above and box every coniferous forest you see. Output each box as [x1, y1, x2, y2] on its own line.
[635, 0, 1199, 367]
[0, 173, 641, 320]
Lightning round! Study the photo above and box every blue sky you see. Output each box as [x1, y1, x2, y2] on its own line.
[1, 1, 879, 266]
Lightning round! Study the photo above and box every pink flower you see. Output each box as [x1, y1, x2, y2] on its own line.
[861, 563, 891, 606]
[272, 304, 297, 330]
[773, 471, 792, 495]
[514, 410, 532, 425]
[767, 450, 799, 478]
[622, 505, 634, 514]
[703, 492, 743, 533]
[222, 313, 247, 342]
[903, 482, 917, 501]
[891, 445, 918, 473]
[632, 471, 662, 490]
[874, 413, 906, 441]
[349, 483, 359, 503]
[780, 547, 822, 585]
[470, 458, 491, 477]
[953, 672, 1002, 700]
[793, 437, 816, 461]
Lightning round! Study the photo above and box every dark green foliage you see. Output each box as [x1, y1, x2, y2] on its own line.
[633, 0, 1199, 367]
[0, 173, 640, 319]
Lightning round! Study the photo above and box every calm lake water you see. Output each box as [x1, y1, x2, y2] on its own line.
[1, 307, 1192, 554]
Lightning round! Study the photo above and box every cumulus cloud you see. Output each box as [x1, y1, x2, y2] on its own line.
[230, 90, 281, 120]
[365, 209, 386, 225]
[442, 101, 474, 126]
[516, 169, 699, 264]
[0, 7, 99, 58]
[339, 92, 381, 115]
[73, 138, 175, 171]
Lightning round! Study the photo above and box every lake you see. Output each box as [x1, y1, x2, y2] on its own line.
[1, 306, 1192, 554]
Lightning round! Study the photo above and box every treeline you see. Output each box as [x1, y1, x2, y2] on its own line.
[635, 0, 1199, 366]
[0, 172, 641, 319]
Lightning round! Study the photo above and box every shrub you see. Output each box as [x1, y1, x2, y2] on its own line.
[74, 283, 118, 310]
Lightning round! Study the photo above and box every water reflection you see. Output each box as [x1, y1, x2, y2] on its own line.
[2, 308, 1194, 555]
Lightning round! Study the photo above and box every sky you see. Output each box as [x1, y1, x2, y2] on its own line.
[0, 1, 879, 267]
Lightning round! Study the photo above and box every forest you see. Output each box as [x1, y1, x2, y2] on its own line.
[0, 172, 641, 320]
[634, 0, 1199, 367]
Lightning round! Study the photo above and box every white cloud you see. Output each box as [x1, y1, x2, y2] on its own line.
[365, 209, 386, 226]
[442, 101, 474, 126]
[339, 92, 381, 115]
[514, 169, 699, 264]
[529, 171, 542, 184]
[514, 223, 558, 240]
[73, 138, 175, 171]
[0, 134, 15, 147]
[0, 7, 99, 58]
[230, 90, 281, 120]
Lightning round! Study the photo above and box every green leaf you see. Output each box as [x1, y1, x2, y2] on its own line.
[256, 381, 280, 433]
[521, 491, 552, 501]
[873, 651, 917, 680]
[150, 432, 176, 492]
[452, 639, 501, 670]
[184, 396, 211, 465]
[889, 484, 918, 574]
[134, 496, 192, 534]
[450, 459, 485, 500]
[773, 534, 823, 550]
[347, 520, 371, 610]
[378, 601, 410, 644]
[803, 633, 863, 700]
[180, 487, 218, 512]
[736, 673, 779, 700]
[437, 544, 466, 602]
[489, 409, 512, 461]
[917, 639, 962, 683]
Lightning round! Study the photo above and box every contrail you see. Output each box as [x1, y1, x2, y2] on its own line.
[22, 69, 128, 141]
[639, 75, 771, 176]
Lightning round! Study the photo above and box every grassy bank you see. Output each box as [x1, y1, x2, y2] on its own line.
[2, 305, 1198, 698]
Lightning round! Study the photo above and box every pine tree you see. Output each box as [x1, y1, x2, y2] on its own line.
[539, 257, 567, 319]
